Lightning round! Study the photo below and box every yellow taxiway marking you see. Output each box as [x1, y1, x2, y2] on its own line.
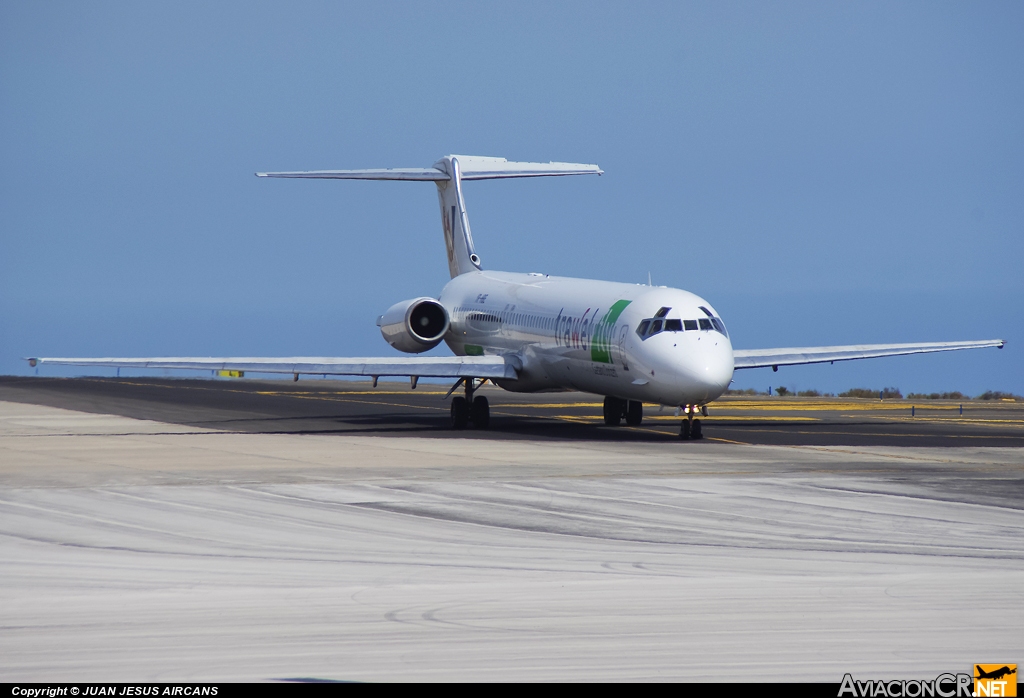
[257, 390, 450, 396]
[496, 400, 1021, 415]
[96, 380, 454, 413]
[256, 391, 452, 413]
[649, 415, 819, 422]
[719, 400, 1020, 412]
[716, 400, 908, 410]
[730, 427, 1024, 440]
[874, 416, 1024, 426]
[716, 401, 977, 411]
[492, 402, 605, 409]
[542, 414, 819, 422]
[496, 401, 904, 411]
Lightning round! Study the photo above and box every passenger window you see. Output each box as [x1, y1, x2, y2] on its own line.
[698, 318, 712, 330]
[636, 320, 651, 337]
[650, 320, 663, 334]
[665, 319, 682, 332]
[684, 320, 698, 331]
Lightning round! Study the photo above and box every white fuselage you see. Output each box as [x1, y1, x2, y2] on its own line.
[439, 271, 734, 406]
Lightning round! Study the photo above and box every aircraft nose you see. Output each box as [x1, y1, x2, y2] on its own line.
[649, 333, 735, 402]
[698, 341, 734, 394]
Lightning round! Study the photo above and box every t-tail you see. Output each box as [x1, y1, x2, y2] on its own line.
[256, 155, 602, 278]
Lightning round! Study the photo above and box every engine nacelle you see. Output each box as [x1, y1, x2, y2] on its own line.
[376, 297, 450, 353]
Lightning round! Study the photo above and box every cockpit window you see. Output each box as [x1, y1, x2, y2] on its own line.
[637, 314, 687, 339]
[638, 308, 729, 340]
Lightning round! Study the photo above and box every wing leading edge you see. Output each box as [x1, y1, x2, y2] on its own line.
[733, 339, 1005, 370]
[25, 356, 518, 380]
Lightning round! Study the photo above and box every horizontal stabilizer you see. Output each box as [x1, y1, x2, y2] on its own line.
[733, 339, 1005, 370]
[256, 155, 602, 181]
[449, 155, 603, 180]
[25, 355, 519, 380]
[256, 168, 449, 181]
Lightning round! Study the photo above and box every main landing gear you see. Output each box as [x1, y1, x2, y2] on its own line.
[603, 397, 705, 440]
[603, 396, 643, 426]
[679, 404, 704, 440]
[449, 378, 490, 430]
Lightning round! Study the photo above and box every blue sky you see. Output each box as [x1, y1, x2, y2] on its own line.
[2, 1, 1022, 395]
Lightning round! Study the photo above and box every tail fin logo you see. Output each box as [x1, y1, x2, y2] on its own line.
[443, 204, 456, 268]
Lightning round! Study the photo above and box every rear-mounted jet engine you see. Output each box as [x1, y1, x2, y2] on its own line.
[376, 297, 450, 353]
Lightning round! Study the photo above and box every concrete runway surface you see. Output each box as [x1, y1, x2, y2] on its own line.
[1, 378, 1022, 681]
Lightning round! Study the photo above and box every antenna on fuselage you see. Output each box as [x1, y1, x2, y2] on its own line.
[256, 155, 603, 279]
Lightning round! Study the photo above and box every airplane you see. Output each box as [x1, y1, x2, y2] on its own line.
[27, 155, 1006, 440]
[975, 666, 1016, 681]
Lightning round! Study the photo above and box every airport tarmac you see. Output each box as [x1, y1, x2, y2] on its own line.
[3, 375, 1023, 448]
[1, 376, 1022, 682]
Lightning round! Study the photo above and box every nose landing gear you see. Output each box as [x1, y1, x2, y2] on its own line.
[679, 404, 704, 440]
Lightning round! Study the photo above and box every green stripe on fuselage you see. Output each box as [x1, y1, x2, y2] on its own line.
[591, 299, 631, 364]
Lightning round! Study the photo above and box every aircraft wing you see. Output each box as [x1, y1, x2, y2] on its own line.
[733, 339, 1005, 370]
[25, 355, 519, 380]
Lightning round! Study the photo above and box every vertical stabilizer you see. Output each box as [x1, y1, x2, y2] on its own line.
[256, 155, 602, 279]
[433, 156, 482, 278]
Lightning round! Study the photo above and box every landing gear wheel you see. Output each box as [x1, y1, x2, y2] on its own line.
[679, 420, 691, 440]
[471, 395, 490, 429]
[691, 418, 703, 440]
[450, 396, 469, 430]
[603, 396, 624, 426]
[625, 400, 643, 426]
